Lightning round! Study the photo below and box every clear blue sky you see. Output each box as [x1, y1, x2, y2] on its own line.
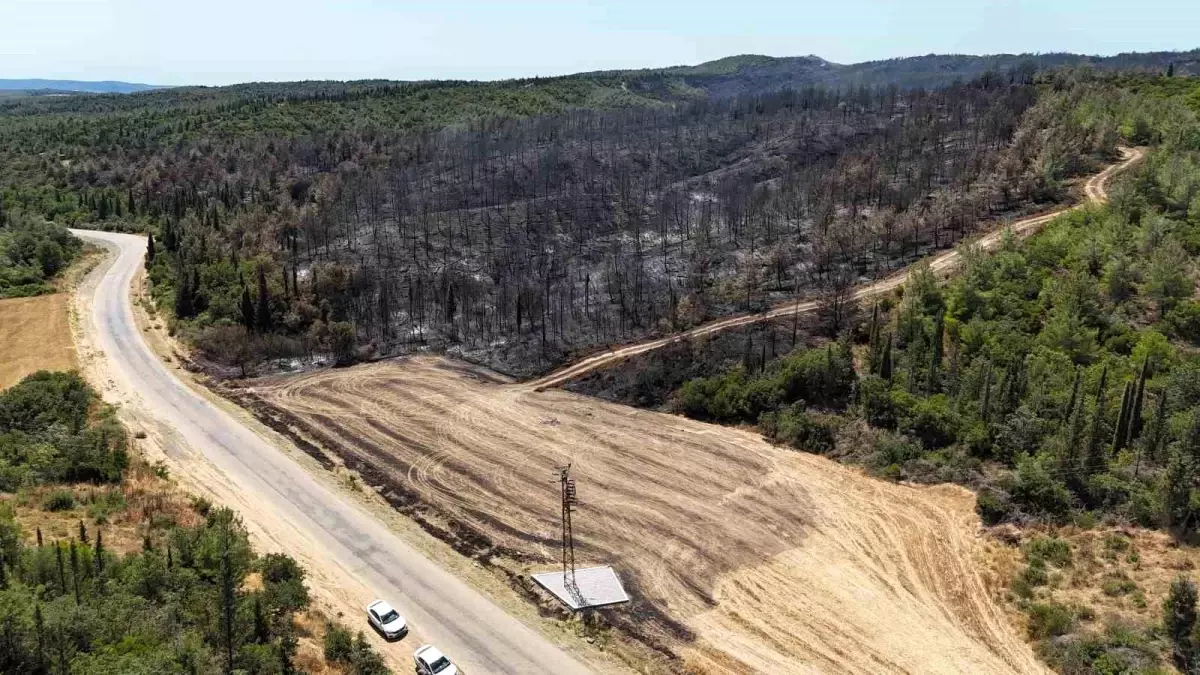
[2, 0, 1196, 86]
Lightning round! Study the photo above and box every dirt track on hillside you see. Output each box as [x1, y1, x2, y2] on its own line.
[530, 147, 1144, 391]
[251, 356, 1048, 674]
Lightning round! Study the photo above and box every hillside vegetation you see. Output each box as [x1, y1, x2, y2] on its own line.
[0, 209, 80, 298]
[0, 51, 1192, 376]
[0, 371, 390, 674]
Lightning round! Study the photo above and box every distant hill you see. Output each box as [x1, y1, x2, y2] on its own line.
[613, 49, 1200, 98]
[0, 79, 163, 94]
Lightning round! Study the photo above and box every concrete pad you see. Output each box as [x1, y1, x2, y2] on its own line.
[532, 566, 630, 610]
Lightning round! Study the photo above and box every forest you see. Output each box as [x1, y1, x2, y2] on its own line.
[0, 371, 390, 674]
[0, 52, 1193, 375]
[0, 212, 80, 298]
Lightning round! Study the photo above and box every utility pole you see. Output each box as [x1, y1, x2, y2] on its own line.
[558, 464, 580, 603]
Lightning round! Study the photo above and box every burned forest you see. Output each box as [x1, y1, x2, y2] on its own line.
[5, 70, 1113, 375]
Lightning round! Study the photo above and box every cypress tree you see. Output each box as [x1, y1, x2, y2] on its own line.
[256, 265, 272, 332]
[94, 529, 104, 581]
[931, 311, 945, 368]
[946, 336, 960, 399]
[253, 594, 269, 644]
[997, 363, 1013, 417]
[36, 527, 43, 547]
[220, 526, 237, 675]
[1164, 575, 1198, 671]
[55, 543, 66, 594]
[191, 267, 202, 312]
[925, 313, 944, 396]
[1146, 391, 1170, 464]
[867, 303, 880, 373]
[1131, 357, 1150, 441]
[174, 267, 194, 319]
[1085, 366, 1109, 475]
[1113, 381, 1133, 453]
[279, 617, 298, 675]
[145, 233, 156, 269]
[69, 541, 80, 604]
[78, 520, 87, 545]
[980, 365, 993, 423]
[1063, 368, 1085, 471]
[240, 281, 256, 332]
[1064, 368, 1082, 422]
[34, 605, 46, 672]
[880, 333, 894, 384]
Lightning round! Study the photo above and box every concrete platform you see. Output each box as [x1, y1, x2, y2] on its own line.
[532, 566, 630, 610]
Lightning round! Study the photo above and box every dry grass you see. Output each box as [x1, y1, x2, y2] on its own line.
[249, 355, 1046, 674]
[1012, 525, 1200, 631]
[0, 293, 75, 390]
[3, 458, 204, 555]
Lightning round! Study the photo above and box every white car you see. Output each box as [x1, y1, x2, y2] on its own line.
[366, 599, 408, 640]
[414, 644, 458, 675]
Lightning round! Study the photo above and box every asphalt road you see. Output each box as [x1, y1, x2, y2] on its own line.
[71, 229, 593, 675]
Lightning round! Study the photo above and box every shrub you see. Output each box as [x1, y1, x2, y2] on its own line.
[897, 394, 959, 450]
[1009, 454, 1075, 521]
[1166, 299, 1200, 343]
[1051, 620, 1162, 674]
[1026, 602, 1075, 639]
[261, 552, 310, 614]
[42, 488, 75, 511]
[858, 375, 897, 428]
[776, 344, 857, 410]
[762, 405, 841, 454]
[1024, 536, 1072, 568]
[86, 489, 127, 523]
[329, 321, 358, 366]
[1020, 559, 1049, 588]
[1101, 572, 1137, 597]
[976, 488, 1014, 525]
[0, 371, 93, 434]
[322, 623, 354, 663]
[870, 433, 921, 475]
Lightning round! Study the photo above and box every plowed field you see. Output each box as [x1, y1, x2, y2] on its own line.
[0, 293, 75, 389]
[250, 356, 1046, 674]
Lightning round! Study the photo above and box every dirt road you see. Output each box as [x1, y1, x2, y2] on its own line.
[252, 356, 1049, 674]
[531, 147, 1144, 390]
[69, 229, 595, 675]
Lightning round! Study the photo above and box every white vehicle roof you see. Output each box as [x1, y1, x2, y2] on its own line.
[415, 644, 447, 663]
[368, 599, 395, 614]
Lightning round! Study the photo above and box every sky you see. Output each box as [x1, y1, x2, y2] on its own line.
[1, 0, 1197, 86]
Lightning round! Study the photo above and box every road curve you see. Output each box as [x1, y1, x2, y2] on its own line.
[530, 147, 1144, 391]
[70, 228, 593, 675]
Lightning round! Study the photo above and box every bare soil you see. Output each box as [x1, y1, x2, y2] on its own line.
[245, 355, 1048, 673]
